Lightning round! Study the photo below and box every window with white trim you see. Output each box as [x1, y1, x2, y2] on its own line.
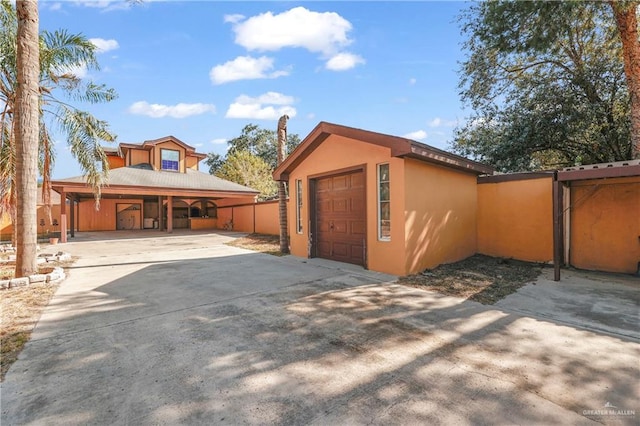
[295, 179, 303, 234]
[160, 149, 179, 171]
[378, 163, 390, 241]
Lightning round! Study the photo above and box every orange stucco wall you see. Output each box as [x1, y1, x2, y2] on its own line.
[477, 177, 553, 263]
[255, 202, 280, 235]
[0, 213, 11, 239]
[1, 205, 62, 240]
[190, 218, 218, 230]
[215, 197, 257, 207]
[404, 159, 478, 274]
[231, 205, 255, 232]
[286, 134, 406, 275]
[215, 201, 281, 235]
[570, 176, 640, 273]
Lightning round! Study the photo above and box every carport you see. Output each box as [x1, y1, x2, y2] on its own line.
[552, 159, 640, 280]
[51, 166, 259, 242]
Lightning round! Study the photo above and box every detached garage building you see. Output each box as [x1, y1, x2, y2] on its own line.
[273, 122, 493, 276]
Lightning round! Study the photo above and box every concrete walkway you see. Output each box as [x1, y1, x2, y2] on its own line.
[1, 231, 638, 425]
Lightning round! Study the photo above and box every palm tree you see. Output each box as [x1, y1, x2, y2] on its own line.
[13, 0, 39, 278]
[277, 114, 289, 254]
[1, 0, 117, 275]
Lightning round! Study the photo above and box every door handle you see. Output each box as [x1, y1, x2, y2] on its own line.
[330, 221, 334, 230]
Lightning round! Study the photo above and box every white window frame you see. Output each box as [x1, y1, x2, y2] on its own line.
[295, 179, 303, 234]
[160, 148, 180, 172]
[377, 163, 391, 241]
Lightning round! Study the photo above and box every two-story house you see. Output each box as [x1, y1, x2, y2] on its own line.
[51, 136, 258, 242]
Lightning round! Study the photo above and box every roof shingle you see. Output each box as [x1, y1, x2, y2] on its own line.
[53, 166, 259, 194]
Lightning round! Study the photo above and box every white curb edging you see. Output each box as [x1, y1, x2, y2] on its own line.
[0, 265, 66, 290]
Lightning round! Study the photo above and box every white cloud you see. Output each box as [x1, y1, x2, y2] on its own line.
[226, 104, 297, 120]
[57, 64, 88, 78]
[74, 1, 132, 12]
[210, 138, 227, 145]
[409, 78, 417, 85]
[231, 7, 353, 56]
[75, 1, 112, 8]
[193, 143, 204, 147]
[307, 112, 316, 120]
[428, 117, 458, 128]
[325, 52, 365, 71]
[224, 14, 245, 24]
[225, 92, 297, 120]
[89, 38, 119, 53]
[403, 130, 427, 140]
[235, 92, 294, 106]
[210, 55, 289, 85]
[128, 101, 216, 119]
[48, 3, 62, 11]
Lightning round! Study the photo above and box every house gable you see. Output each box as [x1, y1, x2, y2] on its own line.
[273, 121, 494, 181]
[112, 136, 206, 172]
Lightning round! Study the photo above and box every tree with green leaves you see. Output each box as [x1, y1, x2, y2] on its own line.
[609, 0, 639, 158]
[215, 150, 277, 200]
[0, 0, 117, 251]
[454, 0, 637, 172]
[206, 123, 301, 199]
[226, 123, 301, 169]
[204, 152, 224, 175]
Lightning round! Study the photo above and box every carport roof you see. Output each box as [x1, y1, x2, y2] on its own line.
[557, 159, 640, 181]
[51, 166, 259, 198]
[273, 121, 494, 180]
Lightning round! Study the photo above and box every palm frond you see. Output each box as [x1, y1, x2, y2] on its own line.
[58, 106, 115, 203]
[39, 123, 55, 222]
[2, 0, 118, 215]
[40, 29, 99, 76]
[0, 120, 15, 219]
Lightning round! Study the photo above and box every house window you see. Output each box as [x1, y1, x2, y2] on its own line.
[378, 163, 390, 241]
[160, 149, 179, 171]
[295, 179, 303, 234]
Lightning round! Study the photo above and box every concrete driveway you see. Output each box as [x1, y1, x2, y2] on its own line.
[2, 231, 638, 425]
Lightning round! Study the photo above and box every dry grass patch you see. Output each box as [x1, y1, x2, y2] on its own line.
[1, 281, 59, 381]
[226, 233, 286, 256]
[399, 254, 543, 305]
[1, 257, 75, 381]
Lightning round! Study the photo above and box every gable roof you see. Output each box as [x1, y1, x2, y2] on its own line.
[273, 122, 494, 180]
[52, 166, 259, 199]
[118, 135, 207, 159]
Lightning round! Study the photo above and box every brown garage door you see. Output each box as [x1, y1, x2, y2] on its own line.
[315, 170, 366, 266]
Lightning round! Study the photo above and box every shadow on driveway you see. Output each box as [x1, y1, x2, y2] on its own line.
[2, 233, 638, 425]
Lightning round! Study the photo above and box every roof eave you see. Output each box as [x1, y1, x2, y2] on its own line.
[273, 121, 494, 180]
[142, 135, 196, 152]
[402, 143, 495, 175]
[51, 181, 259, 198]
[557, 160, 640, 182]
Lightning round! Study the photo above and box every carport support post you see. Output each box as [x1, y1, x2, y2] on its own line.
[60, 190, 67, 243]
[158, 196, 164, 230]
[167, 196, 173, 234]
[552, 177, 563, 281]
[69, 195, 75, 238]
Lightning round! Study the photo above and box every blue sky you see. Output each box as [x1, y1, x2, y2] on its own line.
[38, 1, 471, 178]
